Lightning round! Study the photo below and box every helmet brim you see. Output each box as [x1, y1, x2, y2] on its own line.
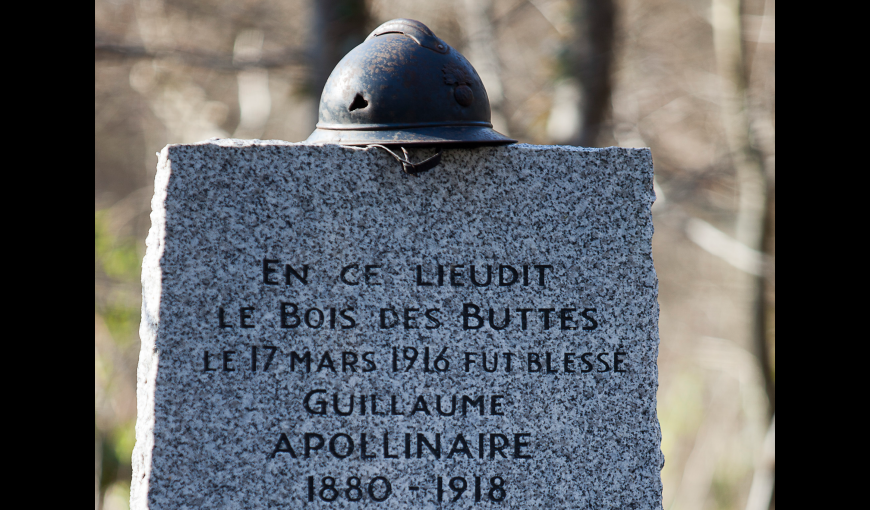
[305, 125, 516, 146]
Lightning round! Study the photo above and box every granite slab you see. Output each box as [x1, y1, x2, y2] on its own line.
[133, 140, 663, 509]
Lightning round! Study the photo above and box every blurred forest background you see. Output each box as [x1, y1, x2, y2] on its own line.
[95, 0, 774, 508]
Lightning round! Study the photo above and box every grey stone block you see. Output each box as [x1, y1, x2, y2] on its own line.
[133, 140, 663, 509]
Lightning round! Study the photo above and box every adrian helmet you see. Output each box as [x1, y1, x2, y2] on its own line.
[305, 18, 516, 148]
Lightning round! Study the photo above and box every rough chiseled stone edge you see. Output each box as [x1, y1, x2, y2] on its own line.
[132, 146, 169, 509]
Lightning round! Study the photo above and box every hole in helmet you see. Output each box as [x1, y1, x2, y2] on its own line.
[349, 94, 368, 111]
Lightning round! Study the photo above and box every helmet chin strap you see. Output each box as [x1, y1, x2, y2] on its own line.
[367, 145, 443, 174]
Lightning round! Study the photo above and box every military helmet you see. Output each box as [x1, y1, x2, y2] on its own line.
[306, 18, 516, 147]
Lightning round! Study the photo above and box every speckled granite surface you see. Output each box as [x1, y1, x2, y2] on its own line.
[133, 140, 663, 509]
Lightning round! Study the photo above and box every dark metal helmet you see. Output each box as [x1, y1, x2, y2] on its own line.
[306, 19, 516, 147]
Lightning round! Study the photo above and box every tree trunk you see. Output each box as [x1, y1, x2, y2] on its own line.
[569, 0, 616, 147]
[309, 0, 370, 119]
[712, 1, 774, 507]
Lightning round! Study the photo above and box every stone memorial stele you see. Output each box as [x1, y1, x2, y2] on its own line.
[133, 141, 663, 509]
[133, 17, 662, 510]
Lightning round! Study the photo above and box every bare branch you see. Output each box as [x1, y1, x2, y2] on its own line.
[94, 40, 306, 70]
